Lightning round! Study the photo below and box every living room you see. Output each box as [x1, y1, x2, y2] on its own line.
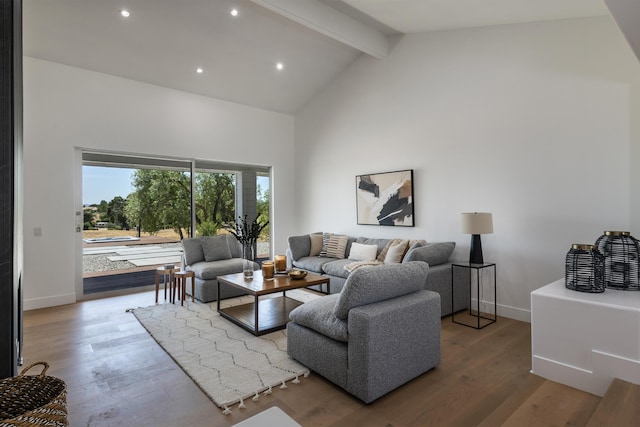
[3, 0, 640, 425]
[19, 1, 640, 321]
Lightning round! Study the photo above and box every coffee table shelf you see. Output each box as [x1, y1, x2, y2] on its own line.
[219, 296, 304, 335]
[216, 271, 330, 336]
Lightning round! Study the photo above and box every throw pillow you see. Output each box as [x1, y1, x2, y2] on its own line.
[309, 233, 323, 256]
[182, 238, 204, 265]
[288, 234, 311, 261]
[348, 242, 378, 261]
[377, 238, 403, 262]
[384, 240, 409, 264]
[201, 235, 232, 262]
[320, 233, 349, 259]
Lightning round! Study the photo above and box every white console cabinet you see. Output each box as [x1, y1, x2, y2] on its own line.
[531, 279, 640, 396]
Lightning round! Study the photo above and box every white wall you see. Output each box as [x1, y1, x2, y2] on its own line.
[23, 57, 295, 310]
[295, 17, 640, 321]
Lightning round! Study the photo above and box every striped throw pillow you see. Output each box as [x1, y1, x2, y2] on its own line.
[320, 233, 348, 259]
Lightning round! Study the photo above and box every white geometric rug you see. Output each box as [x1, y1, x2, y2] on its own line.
[131, 290, 318, 414]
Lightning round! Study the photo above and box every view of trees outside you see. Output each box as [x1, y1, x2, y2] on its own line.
[83, 168, 270, 242]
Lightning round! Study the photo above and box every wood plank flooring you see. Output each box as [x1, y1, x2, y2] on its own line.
[22, 291, 606, 426]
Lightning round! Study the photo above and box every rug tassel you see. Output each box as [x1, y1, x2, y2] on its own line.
[280, 381, 288, 389]
[292, 375, 300, 384]
[252, 391, 260, 401]
[263, 386, 272, 396]
[222, 405, 231, 415]
[238, 399, 246, 409]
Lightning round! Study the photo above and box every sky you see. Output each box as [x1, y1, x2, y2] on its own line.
[83, 166, 136, 205]
[83, 165, 270, 206]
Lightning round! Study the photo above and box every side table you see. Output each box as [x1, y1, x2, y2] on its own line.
[155, 266, 176, 304]
[451, 262, 497, 329]
[174, 270, 195, 306]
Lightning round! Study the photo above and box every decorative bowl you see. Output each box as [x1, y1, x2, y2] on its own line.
[288, 270, 307, 280]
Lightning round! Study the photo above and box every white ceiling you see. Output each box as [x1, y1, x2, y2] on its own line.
[23, 0, 611, 114]
[342, 0, 610, 33]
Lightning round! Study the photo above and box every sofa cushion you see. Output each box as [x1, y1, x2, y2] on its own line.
[182, 238, 204, 265]
[403, 242, 455, 266]
[333, 261, 429, 320]
[288, 234, 311, 261]
[322, 259, 353, 279]
[407, 240, 427, 252]
[348, 242, 378, 261]
[292, 256, 333, 274]
[187, 258, 247, 280]
[309, 233, 323, 256]
[201, 235, 232, 262]
[289, 294, 348, 342]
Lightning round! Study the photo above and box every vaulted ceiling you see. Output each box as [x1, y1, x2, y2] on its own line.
[23, 0, 613, 114]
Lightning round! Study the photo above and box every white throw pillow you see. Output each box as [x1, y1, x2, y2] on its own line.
[348, 242, 378, 261]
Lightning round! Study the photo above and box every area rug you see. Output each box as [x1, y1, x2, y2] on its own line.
[131, 290, 318, 413]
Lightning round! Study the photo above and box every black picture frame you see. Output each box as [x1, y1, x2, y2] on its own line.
[356, 169, 414, 226]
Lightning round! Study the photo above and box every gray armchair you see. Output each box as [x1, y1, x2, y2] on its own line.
[287, 261, 441, 403]
[181, 234, 259, 302]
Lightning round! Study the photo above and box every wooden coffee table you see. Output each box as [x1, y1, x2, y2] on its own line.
[216, 271, 330, 336]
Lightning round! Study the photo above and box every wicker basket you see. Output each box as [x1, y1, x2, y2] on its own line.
[0, 362, 68, 427]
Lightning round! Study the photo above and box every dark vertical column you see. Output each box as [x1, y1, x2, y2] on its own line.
[0, 0, 22, 379]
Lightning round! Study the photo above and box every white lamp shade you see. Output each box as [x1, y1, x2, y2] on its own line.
[461, 212, 493, 235]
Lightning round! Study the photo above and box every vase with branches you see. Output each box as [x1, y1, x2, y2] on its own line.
[226, 214, 269, 279]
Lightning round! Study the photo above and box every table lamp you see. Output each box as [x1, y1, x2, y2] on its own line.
[461, 212, 493, 264]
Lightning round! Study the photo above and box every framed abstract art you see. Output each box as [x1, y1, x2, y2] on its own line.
[356, 169, 414, 226]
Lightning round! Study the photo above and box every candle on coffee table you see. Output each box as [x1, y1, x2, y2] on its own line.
[262, 261, 274, 280]
[275, 255, 287, 272]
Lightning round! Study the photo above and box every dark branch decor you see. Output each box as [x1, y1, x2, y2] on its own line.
[226, 214, 269, 249]
[226, 215, 269, 279]
[356, 170, 414, 226]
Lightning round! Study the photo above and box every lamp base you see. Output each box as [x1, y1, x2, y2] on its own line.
[469, 234, 484, 264]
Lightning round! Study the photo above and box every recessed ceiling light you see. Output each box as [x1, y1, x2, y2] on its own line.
[196, 67, 204, 74]
[230, 8, 239, 17]
[120, 9, 130, 18]
[276, 62, 284, 71]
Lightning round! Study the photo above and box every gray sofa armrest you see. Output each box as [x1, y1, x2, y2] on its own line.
[347, 290, 441, 403]
[403, 242, 455, 266]
[285, 247, 294, 269]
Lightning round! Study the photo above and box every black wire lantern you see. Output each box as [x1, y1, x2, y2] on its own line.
[595, 231, 640, 291]
[565, 244, 605, 293]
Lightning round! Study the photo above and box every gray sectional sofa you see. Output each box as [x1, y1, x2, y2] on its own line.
[287, 232, 468, 317]
[287, 261, 441, 403]
[181, 234, 259, 302]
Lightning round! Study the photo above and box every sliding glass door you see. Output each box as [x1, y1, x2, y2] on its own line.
[81, 152, 271, 297]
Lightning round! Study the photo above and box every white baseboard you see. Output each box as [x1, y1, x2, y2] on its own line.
[498, 303, 531, 323]
[471, 298, 531, 323]
[24, 293, 76, 311]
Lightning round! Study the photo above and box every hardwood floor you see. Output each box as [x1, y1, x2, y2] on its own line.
[22, 291, 602, 427]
